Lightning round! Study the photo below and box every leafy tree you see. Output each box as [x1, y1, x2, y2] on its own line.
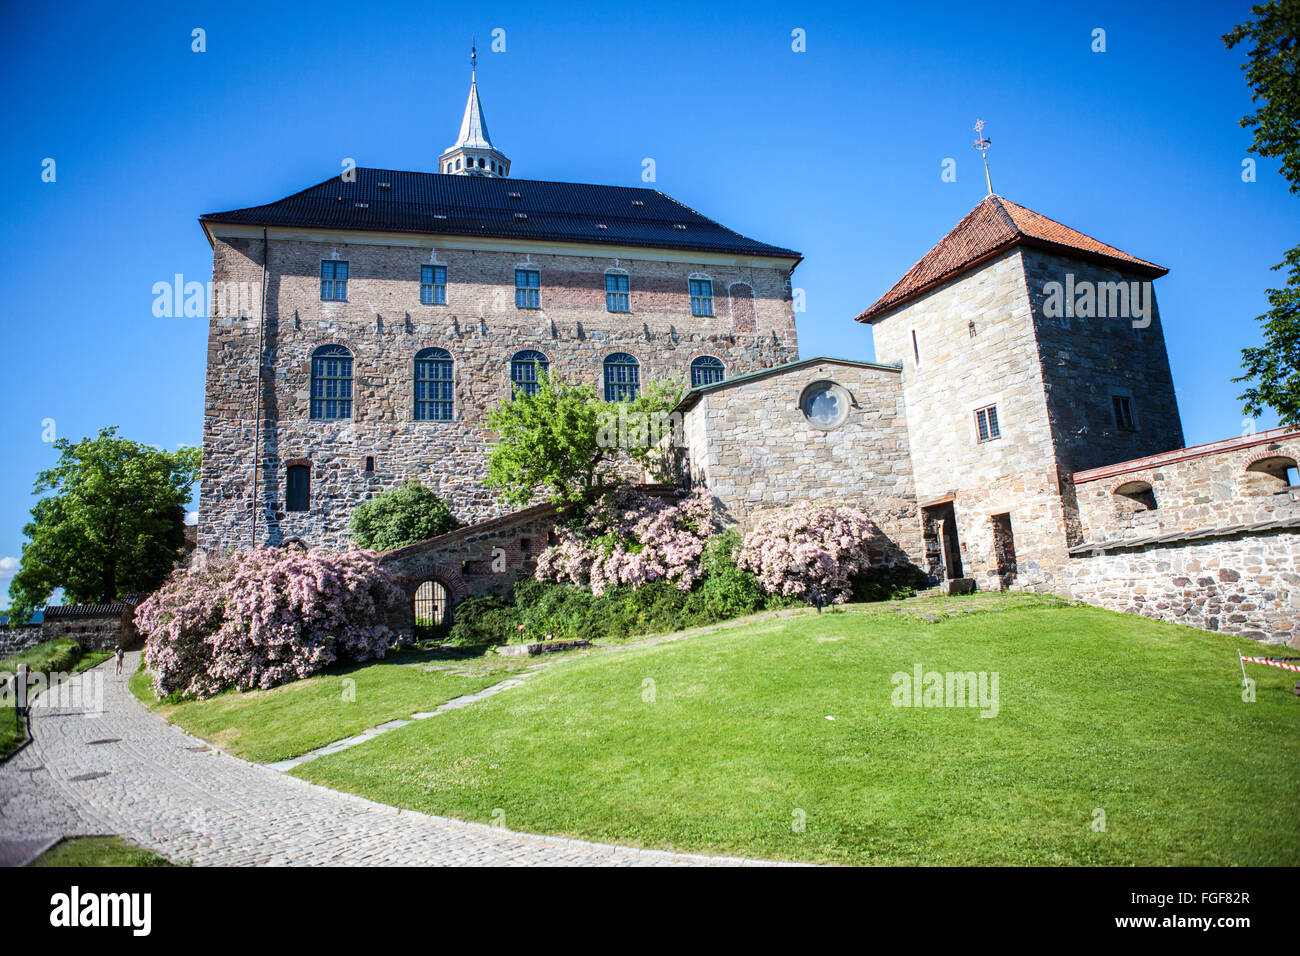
[348, 480, 460, 551]
[8, 428, 201, 622]
[485, 372, 684, 506]
[1236, 248, 1300, 424]
[1224, 1, 1300, 424]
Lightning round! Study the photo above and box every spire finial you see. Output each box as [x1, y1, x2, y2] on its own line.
[471, 37, 477, 77]
[973, 119, 993, 197]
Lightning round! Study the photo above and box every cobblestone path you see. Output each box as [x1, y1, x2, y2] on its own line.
[0, 654, 774, 866]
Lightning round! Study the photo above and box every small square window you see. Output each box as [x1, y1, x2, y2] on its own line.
[975, 404, 1001, 443]
[320, 260, 348, 301]
[420, 265, 446, 305]
[515, 269, 541, 309]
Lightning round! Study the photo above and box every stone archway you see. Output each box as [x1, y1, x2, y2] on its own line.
[391, 561, 469, 642]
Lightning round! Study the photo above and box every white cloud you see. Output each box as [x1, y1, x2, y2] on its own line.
[0, 556, 18, 583]
[186, 511, 199, 526]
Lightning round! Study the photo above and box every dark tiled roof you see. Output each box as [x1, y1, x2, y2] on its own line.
[856, 195, 1167, 323]
[43, 603, 135, 619]
[201, 169, 800, 260]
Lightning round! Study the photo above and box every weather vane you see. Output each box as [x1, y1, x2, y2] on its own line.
[973, 119, 993, 196]
[471, 37, 477, 74]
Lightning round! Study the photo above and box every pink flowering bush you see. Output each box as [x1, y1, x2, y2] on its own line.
[534, 490, 714, 596]
[136, 547, 405, 699]
[737, 504, 878, 605]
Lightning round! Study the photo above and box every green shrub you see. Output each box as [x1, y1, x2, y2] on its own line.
[349, 481, 460, 551]
[684, 531, 767, 622]
[849, 564, 931, 603]
[446, 594, 518, 646]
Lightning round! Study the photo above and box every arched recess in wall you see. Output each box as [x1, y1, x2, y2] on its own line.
[1113, 480, 1157, 512]
[728, 282, 757, 333]
[1243, 455, 1299, 494]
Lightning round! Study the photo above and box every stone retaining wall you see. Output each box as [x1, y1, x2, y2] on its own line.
[0, 624, 43, 659]
[1066, 529, 1299, 646]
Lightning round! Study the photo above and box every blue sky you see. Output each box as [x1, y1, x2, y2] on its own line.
[1, 0, 1295, 596]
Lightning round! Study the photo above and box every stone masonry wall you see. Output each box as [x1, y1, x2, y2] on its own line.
[199, 231, 799, 553]
[39, 613, 136, 652]
[871, 248, 1053, 503]
[678, 359, 923, 565]
[1066, 530, 1300, 646]
[0, 624, 43, 659]
[1022, 248, 1185, 475]
[1074, 429, 1300, 545]
[869, 248, 1071, 589]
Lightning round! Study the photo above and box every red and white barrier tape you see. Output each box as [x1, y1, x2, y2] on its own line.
[1240, 656, 1300, 673]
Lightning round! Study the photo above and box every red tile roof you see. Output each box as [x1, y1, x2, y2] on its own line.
[855, 196, 1167, 323]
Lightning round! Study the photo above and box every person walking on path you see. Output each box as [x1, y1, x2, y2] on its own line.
[114, 645, 124, 676]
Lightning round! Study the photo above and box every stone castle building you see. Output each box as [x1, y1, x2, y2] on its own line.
[198, 68, 1299, 646]
[197, 64, 799, 552]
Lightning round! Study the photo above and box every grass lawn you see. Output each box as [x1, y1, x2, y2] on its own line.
[291, 595, 1300, 865]
[131, 648, 533, 763]
[30, 836, 177, 867]
[1, 640, 113, 759]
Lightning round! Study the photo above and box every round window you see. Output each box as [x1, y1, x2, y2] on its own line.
[800, 380, 851, 430]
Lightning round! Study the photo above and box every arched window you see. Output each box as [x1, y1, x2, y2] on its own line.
[603, 352, 639, 402]
[414, 348, 453, 421]
[511, 350, 549, 397]
[310, 345, 353, 420]
[690, 355, 725, 387]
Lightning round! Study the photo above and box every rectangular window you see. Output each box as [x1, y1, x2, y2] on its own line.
[320, 260, 348, 301]
[286, 465, 310, 512]
[1112, 395, 1136, 430]
[420, 265, 446, 305]
[689, 278, 713, 317]
[515, 269, 540, 309]
[605, 273, 630, 313]
[975, 404, 1001, 442]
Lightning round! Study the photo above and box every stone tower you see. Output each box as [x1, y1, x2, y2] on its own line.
[857, 195, 1183, 591]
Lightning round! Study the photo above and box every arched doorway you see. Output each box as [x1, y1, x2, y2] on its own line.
[413, 579, 453, 641]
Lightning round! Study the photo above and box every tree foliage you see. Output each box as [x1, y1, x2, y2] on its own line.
[1235, 248, 1300, 424]
[1224, 1, 1300, 424]
[7, 428, 201, 621]
[348, 480, 460, 551]
[485, 373, 684, 506]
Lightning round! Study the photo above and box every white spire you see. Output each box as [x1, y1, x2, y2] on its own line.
[439, 42, 510, 177]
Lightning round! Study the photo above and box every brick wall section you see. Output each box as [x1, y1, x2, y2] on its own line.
[676, 359, 923, 565]
[1073, 429, 1300, 545]
[200, 232, 798, 553]
[1066, 530, 1299, 646]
